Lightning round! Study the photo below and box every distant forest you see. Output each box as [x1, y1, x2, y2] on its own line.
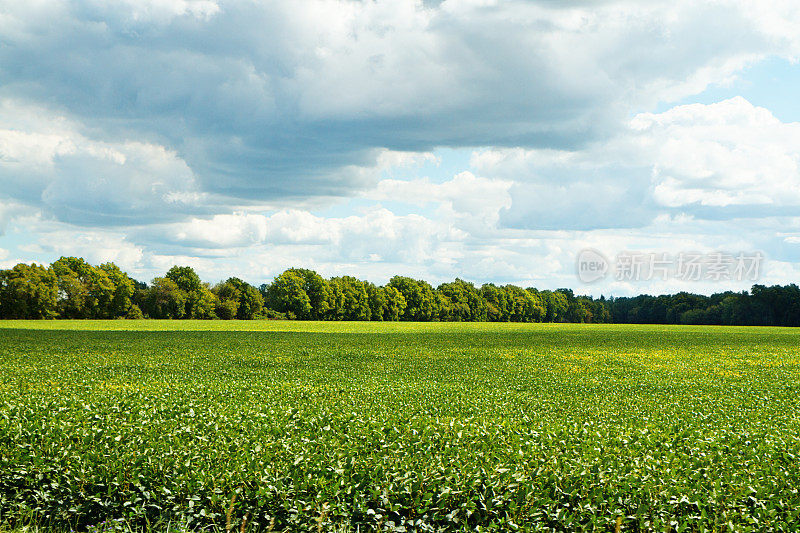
[1, 257, 799, 326]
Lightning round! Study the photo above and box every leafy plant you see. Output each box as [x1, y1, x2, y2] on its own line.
[1, 322, 799, 531]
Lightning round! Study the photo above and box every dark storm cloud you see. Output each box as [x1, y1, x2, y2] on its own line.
[0, 0, 782, 225]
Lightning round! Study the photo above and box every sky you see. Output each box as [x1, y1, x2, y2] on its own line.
[1, 0, 800, 296]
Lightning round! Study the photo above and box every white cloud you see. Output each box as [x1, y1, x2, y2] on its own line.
[171, 212, 269, 248]
[474, 97, 800, 230]
[31, 229, 144, 269]
[146, 253, 219, 280]
[141, 205, 465, 264]
[2, 2, 800, 294]
[6, 97, 798, 294]
[760, 259, 800, 285]
[635, 97, 800, 208]
[0, 199, 29, 235]
[737, 0, 800, 57]
[367, 171, 512, 230]
[2, 0, 799, 206]
[0, 99, 204, 225]
[104, 0, 221, 23]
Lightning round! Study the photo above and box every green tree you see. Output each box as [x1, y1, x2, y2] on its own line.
[328, 276, 370, 320]
[504, 285, 545, 322]
[193, 284, 219, 319]
[165, 265, 206, 318]
[214, 277, 264, 320]
[100, 262, 135, 317]
[214, 280, 241, 320]
[284, 268, 332, 319]
[165, 266, 203, 293]
[266, 270, 312, 319]
[126, 304, 144, 319]
[480, 284, 511, 321]
[51, 257, 88, 318]
[388, 276, 438, 321]
[130, 279, 149, 315]
[237, 282, 264, 320]
[438, 279, 486, 321]
[365, 282, 387, 321]
[383, 286, 407, 321]
[144, 277, 187, 319]
[556, 288, 593, 323]
[0, 263, 59, 319]
[215, 298, 238, 320]
[52, 257, 115, 318]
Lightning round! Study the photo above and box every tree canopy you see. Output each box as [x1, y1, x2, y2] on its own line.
[1, 257, 799, 326]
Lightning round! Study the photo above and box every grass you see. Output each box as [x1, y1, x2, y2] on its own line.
[1, 321, 799, 531]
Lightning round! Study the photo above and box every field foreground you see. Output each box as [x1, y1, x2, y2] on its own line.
[1, 321, 799, 531]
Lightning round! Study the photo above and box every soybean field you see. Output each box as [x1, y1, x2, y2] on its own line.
[1, 321, 799, 532]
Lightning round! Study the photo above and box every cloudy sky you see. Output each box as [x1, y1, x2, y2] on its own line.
[1, 0, 800, 295]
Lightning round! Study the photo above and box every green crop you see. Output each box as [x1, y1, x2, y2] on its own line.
[1, 322, 799, 531]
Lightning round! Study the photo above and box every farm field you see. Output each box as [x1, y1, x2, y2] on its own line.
[1, 322, 799, 532]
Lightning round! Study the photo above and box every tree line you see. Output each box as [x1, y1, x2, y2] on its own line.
[608, 286, 800, 326]
[0, 258, 607, 322]
[0, 257, 798, 325]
